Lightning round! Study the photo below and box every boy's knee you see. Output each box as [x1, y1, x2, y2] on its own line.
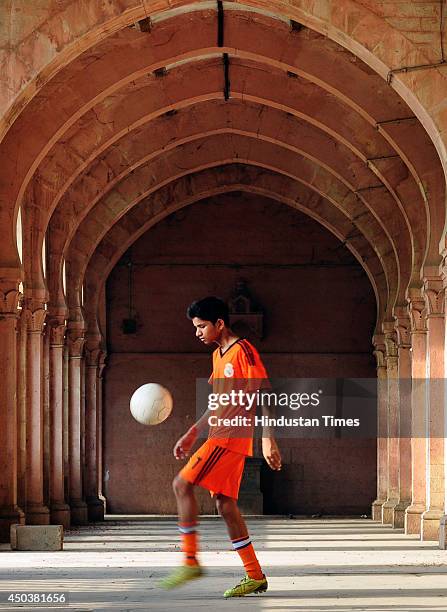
[215, 494, 236, 518]
[172, 475, 191, 497]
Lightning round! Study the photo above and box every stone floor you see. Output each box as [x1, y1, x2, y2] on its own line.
[0, 517, 447, 611]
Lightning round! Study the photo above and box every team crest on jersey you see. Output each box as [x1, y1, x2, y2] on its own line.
[224, 363, 234, 378]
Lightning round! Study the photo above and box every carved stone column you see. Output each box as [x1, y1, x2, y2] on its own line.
[85, 342, 106, 521]
[381, 321, 399, 525]
[371, 334, 387, 521]
[48, 318, 70, 528]
[440, 258, 447, 548]
[43, 326, 50, 513]
[63, 344, 70, 505]
[80, 355, 86, 509]
[405, 289, 427, 535]
[16, 307, 27, 517]
[0, 286, 25, 541]
[24, 300, 50, 524]
[421, 278, 445, 540]
[97, 352, 107, 510]
[67, 323, 88, 524]
[393, 308, 412, 528]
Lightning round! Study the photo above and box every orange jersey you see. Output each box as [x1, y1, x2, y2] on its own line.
[207, 338, 269, 456]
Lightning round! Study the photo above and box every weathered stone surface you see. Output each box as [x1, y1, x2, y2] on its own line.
[10, 525, 63, 551]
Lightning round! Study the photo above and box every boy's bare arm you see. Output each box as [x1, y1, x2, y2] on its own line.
[173, 402, 224, 460]
[173, 414, 206, 460]
[261, 402, 282, 471]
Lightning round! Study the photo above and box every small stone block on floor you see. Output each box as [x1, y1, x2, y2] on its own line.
[439, 516, 447, 550]
[10, 525, 63, 551]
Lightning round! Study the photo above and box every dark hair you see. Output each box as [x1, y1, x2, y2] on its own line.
[187, 296, 230, 326]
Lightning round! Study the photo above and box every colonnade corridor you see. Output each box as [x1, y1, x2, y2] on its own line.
[3, 0, 447, 607]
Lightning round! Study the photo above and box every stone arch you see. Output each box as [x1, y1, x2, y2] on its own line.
[76, 167, 386, 335]
[0, 5, 442, 286]
[62, 150, 396, 310]
[2, 0, 445, 160]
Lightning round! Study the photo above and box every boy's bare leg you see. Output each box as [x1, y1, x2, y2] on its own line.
[173, 475, 198, 523]
[215, 494, 248, 539]
[216, 493, 265, 588]
[159, 475, 203, 588]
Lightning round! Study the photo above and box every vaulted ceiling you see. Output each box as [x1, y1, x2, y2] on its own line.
[0, 2, 445, 341]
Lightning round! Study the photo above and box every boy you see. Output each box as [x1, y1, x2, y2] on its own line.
[160, 296, 282, 597]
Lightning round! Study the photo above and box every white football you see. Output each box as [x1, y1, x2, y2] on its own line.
[129, 383, 173, 426]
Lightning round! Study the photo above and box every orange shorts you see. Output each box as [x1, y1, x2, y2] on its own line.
[179, 439, 246, 500]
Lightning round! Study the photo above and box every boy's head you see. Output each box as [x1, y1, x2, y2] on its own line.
[187, 296, 230, 344]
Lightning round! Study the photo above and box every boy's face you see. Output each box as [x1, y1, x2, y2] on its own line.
[192, 317, 224, 345]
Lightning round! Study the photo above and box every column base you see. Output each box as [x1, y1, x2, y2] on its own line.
[405, 503, 425, 535]
[381, 498, 399, 525]
[439, 515, 447, 549]
[0, 505, 25, 543]
[371, 499, 385, 521]
[25, 503, 50, 525]
[421, 509, 443, 541]
[50, 502, 71, 529]
[392, 500, 410, 529]
[70, 499, 88, 525]
[86, 496, 105, 522]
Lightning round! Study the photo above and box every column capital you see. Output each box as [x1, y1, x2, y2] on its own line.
[372, 333, 386, 369]
[84, 332, 105, 366]
[423, 277, 444, 318]
[382, 320, 398, 360]
[85, 347, 102, 368]
[393, 307, 411, 348]
[407, 288, 427, 332]
[85, 348, 107, 373]
[66, 323, 86, 358]
[0, 288, 21, 317]
[24, 303, 47, 333]
[47, 317, 67, 347]
[98, 351, 107, 378]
